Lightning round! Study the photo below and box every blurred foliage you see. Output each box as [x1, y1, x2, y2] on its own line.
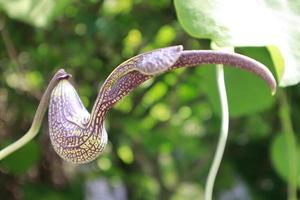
[0, 0, 299, 200]
[270, 133, 300, 187]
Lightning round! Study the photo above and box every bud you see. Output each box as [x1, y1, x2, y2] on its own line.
[48, 80, 107, 164]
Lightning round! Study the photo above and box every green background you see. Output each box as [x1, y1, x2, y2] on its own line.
[0, 0, 299, 199]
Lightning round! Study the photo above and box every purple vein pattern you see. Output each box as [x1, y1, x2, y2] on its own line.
[48, 45, 276, 164]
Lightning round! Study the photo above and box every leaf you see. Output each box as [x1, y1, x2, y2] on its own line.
[172, 182, 203, 200]
[0, 0, 70, 27]
[174, 0, 300, 87]
[270, 133, 300, 187]
[199, 47, 275, 117]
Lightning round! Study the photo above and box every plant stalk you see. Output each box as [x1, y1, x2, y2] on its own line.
[204, 64, 229, 200]
[0, 69, 69, 160]
[279, 90, 298, 200]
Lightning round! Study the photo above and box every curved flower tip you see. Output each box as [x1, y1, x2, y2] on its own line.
[173, 49, 277, 96]
[55, 68, 72, 80]
[242, 56, 277, 95]
[136, 45, 183, 75]
[251, 62, 277, 95]
[247, 58, 277, 96]
[271, 82, 277, 96]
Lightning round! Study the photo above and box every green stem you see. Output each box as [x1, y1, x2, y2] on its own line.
[0, 69, 69, 160]
[204, 64, 229, 200]
[279, 90, 298, 200]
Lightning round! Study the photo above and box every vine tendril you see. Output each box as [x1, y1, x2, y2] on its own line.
[0, 69, 70, 160]
[204, 64, 229, 200]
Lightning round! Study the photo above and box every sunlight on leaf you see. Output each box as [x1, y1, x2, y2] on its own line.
[174, 0, 300, 87]
[114, 96, 133, 113]
[123, 29, 143, 56]
[102, 0, 132, 16]
[0, 0, 70, 27]
[267, 45, 285, 81]
[142, 82, 168, 106]
[172, 182, 203, 200]
[97, 157, 112, 171]
[155, 25, 177, 46]
[117, 144, 134, 164]
[150, 103, 171, 121]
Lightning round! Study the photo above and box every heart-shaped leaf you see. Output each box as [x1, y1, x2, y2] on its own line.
[174, 0, 300, 87]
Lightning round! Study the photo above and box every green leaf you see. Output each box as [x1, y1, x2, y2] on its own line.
[199, 47, 275, 117]
[154, 25, 177, 46]
[267, 45, 285, 81]
[177, 83, 199, 102]
[142, 82, 168, 106]
[172, 182, 203, 200]
[0, 0, 70, 27]
[174, 0, 300, 87]
[117, 144, 134, 164]
[270, 133, 300, 187]
[114, 96, 133, 113]
[150, 103, 171, 121]
[102, 0, 133, 16]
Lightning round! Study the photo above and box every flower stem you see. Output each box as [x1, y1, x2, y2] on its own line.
[204, 64, 229, 200]
[279, 90, 298, 200]
[0, 69, 69, 160]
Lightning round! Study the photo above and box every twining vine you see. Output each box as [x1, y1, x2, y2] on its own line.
[0, 45, 276, 199]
